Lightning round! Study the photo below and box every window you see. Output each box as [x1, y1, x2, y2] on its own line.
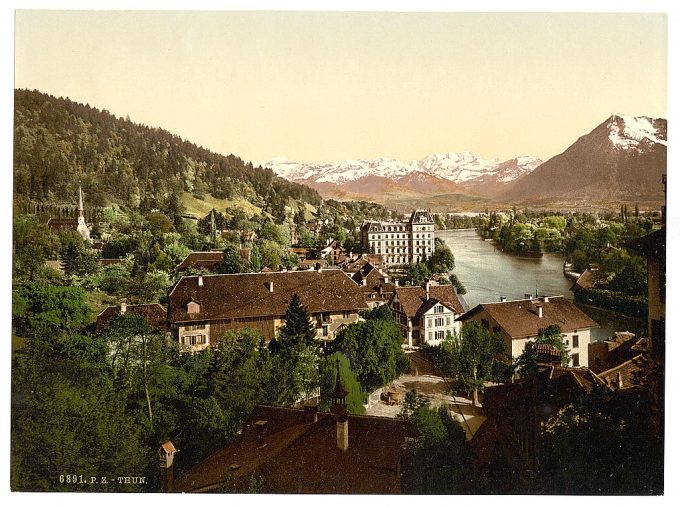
[186, 324, 206, 331]
[434, 305, 444, 314]
[571, 353, 580, 367]
[435, 331, 445, 340]
[184, 335, 206, 346]
[322, 325, 329, 337]
[343, 310, 351, 319]
[427, 318, 433, 327]
[572, 335, 579, 348]
[428, 331, 433, 340]
[446, 317, 451, 326]
[481, 319, 490, 329]
[492, 326, 501, 334]
[435, 317, 445, 327]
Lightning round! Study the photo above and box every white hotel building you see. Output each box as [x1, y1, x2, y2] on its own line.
[361, 210, 436, 266]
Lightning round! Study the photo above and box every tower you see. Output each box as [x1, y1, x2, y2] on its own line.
[331, 358, 349, 451]
[77, 186, 91, 242]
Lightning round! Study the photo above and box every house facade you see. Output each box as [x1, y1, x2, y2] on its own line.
[388, 282, 466, 347]
[346, 262, 396, 308]
[361, 210, 435, 266]
[457, 296, 597, 367]
[167, 270, 368, 352]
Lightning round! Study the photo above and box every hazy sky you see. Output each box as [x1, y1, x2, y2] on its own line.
[14, 10, 667, 163]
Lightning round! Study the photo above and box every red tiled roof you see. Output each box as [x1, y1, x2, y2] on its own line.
[393, 285, 465, 316]
[174, 405, 417, 493]
[599, 354, 646, 390]
[168, 271, 368, 324]
[96, 303, 168, 333]
[458, 296, 597, 338]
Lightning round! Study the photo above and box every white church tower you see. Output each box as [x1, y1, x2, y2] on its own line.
[77, 186, 91, 242]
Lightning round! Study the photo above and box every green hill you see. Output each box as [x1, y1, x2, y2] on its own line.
[14, 89, 321, 216]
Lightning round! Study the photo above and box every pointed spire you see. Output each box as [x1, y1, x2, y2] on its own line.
[78, 186, 84, 218]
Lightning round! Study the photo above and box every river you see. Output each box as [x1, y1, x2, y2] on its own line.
[436, 229, 645, 341]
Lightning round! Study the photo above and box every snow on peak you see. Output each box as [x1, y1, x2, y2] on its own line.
[607, 114, 667, 150]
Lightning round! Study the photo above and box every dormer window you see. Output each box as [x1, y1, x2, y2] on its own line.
[187, 301, 201, 314]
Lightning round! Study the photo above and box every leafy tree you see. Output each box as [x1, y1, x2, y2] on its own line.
[329, 306, 410, 392]
[13, 215, 60, 280]
[59, 230, 100, 277]
[147, 211, 175, 236]
[401, 404, 476, 494]
[209, 329, 272, 431]
[403, 263, 431, 286]
[103, 313, 173, 422]
[259, 239, 283, 271]
[537, 386, 662, 494]
[219, 244, 245, 274]
[439, 322, 505, 406]
[319, 352, 365, 415]
[398, 389, 429, 419]
[429, 242, 456, 274]
[12, 283, 91, 349]
[449, 273, 467, 295]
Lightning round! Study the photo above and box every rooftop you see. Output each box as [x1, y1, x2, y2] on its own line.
[457, 296, 597, 338]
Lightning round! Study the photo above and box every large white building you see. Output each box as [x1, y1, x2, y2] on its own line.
[361, 210, 435, 266]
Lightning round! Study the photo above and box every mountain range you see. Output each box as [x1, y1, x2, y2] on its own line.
[259, 114, 667, 207]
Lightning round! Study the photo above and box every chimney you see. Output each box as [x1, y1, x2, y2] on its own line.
[337, 418, 349, 452]
[500, 296, 507, 303]
[267, 281, 274, 293]
[159, 441, 178, 493]
[394, 279, 399, 287]
[197, 275, 203, 287]
[542, 296, 550, 303]
[617, 372, 624, 389]
[537, 305, 543, 318]
[255, 420, 268, 448]
[303, 401, 319, 423]
[120, 302, 127, 314]
[361, 278, 367, 286]
[425, 281, 430, 300]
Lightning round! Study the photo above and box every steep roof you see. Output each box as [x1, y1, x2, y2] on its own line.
[457, 296, 597, 338]
[393, 284, 465, 316]
[174, 405, 417, 493]
[176, 251, 224, 272]
[408, 209, 434, 224]
[168, 270, 368, 323]
[573, 268, 597, 290]
[599, 354, 646, 390]
[96, 303, 168, 333]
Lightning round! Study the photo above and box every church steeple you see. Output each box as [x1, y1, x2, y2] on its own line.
[78, 186, 84, 218]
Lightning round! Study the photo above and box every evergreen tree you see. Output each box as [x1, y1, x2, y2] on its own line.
[279, 293, 316, 346]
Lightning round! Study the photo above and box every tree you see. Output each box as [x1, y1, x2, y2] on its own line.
[103, 314, 172, 422]
[403, 263, 431, 286]
[429, 242, 456, 274]
[514, 324, 568, 378]
[278, 293, 316, 347]
[329, 305, 410, 392]
[440, 322, 505, 406]
[13, 215, 60, 280]
[401, 404, 476, 494]
[449, 273, 467, 295]
[219, 244, 244, 274]
[12, 283, 91, 350]
[59, 230, 100, 277]
[209, 329, 272, 431]
[320, 352, 365, 415]
[147, 211, 175, 236]
[259, 239, 283, 271]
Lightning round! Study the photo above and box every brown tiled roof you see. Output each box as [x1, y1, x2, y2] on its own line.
[458, 296, 597, 338]
[599, 354, 646, 389]
[176, 251, 224, 272]
[174, 405, 417, 493]
[168, 271, 368, 324]
[96, 303, 168, 333]
[393, 285, 465, 316]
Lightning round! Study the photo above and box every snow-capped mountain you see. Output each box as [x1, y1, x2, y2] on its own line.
[258, 152, 542, 200]
[501, 114, 667, 202]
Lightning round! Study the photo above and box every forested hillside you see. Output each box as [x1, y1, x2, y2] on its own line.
[14, 89, 321, 211]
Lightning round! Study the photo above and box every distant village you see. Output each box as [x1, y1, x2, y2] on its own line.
[36, 190, 665, 494]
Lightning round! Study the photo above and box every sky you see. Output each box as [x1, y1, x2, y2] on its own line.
[14, 10, 667, 164]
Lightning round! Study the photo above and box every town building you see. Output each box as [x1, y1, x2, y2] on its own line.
[388, 282, 466, 347]
[167, 270, 368, 351]
[175, 249, 251, 273]
[347, 262, 396, 308]
[168, 385, 416, 493]
[361, 210, 436, 266]
[319, 240, 348, 265]
[457, 296, 597, 367]
[588, 331, 644, 373]
[96, 302, 168, 333]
